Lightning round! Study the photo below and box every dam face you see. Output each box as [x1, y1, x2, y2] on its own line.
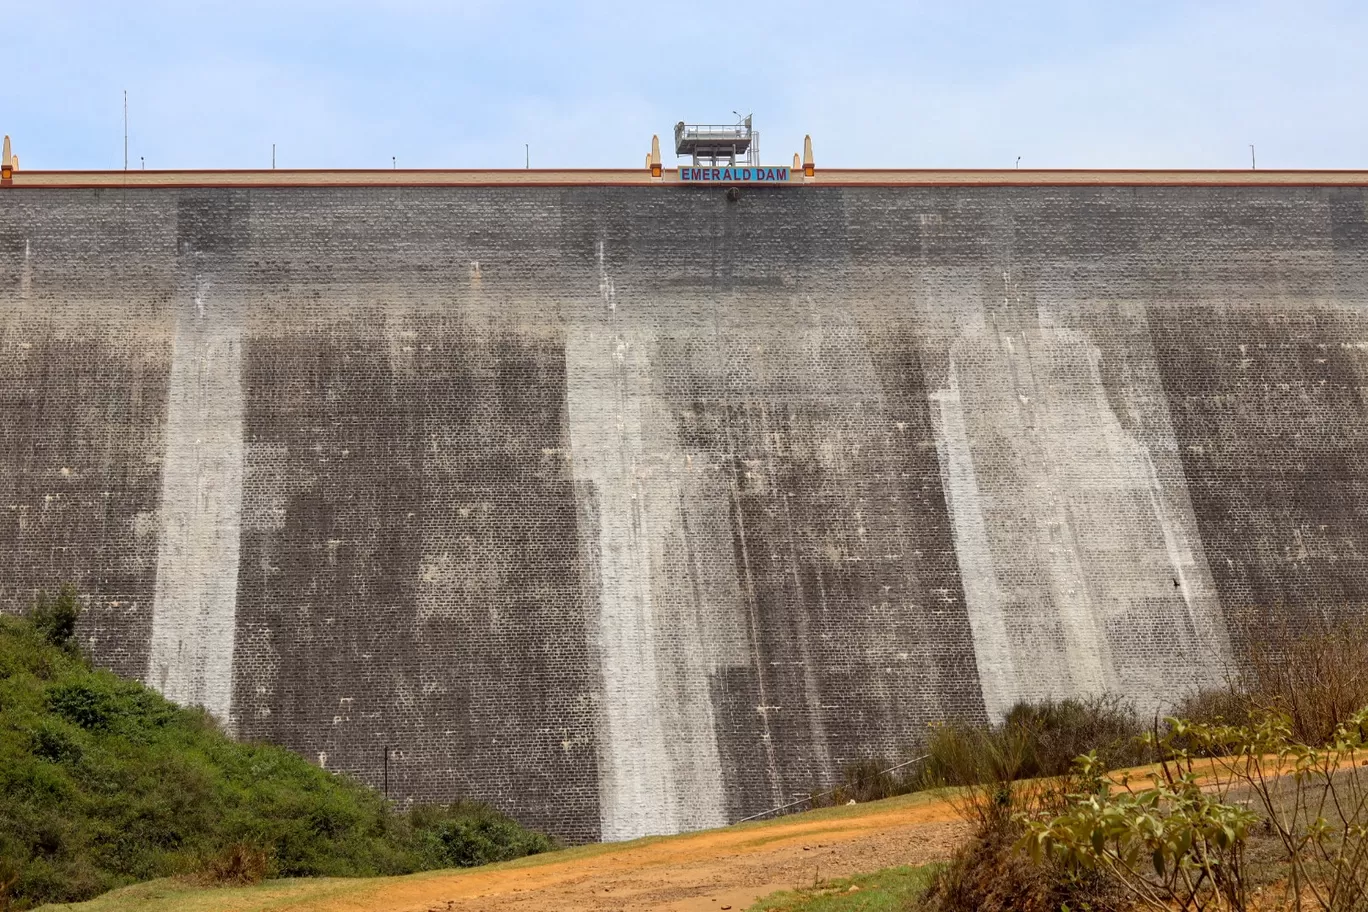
[2, 182, 1366, 841]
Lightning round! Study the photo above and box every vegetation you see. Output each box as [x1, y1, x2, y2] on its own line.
[795, 756, 924, 813]
[919, 731, 1127, 912]
[28, 584, 82, 654]
[1241, 620, 1368, 746]
[747, 865, 942, 912]
[920, 694, 1147, 789]
[7, 578, 1365, 912]
[0, 600, 552, 911]
[919, 623, 1368, 912]
[1024, 709, 1368, 912]
[795, 696, 1146, 819]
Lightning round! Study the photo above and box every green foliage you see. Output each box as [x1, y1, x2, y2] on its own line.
[921, 719, 1032, 791]
[920, 705, 1130, 912]
[927, 624, 1368, 911]
[0, 612, 552, 910]
[1170, 687, 1253, 754]
[746, 864, 941, 912]
[407, 802, 554, 868]
[924, 810, 1126, 912]
[1004, 696, 1148, 774]
[27, 584, 82, 653]
[1022, 753, 1257, 911]
[1021, 708, 1368, 912]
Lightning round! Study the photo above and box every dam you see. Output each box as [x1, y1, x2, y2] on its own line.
[2, 159, 1367, 841]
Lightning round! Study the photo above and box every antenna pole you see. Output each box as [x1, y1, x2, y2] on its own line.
[123, 90, 128, 171]
[272, 143, 276, 169]
[525, 143, 529, 169]
[1250, 144, 1256, 170]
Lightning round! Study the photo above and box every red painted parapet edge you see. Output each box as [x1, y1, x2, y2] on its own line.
[5, 167, 1368, 189]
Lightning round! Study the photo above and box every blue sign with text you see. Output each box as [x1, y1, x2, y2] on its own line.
[679, 166, 790, 183]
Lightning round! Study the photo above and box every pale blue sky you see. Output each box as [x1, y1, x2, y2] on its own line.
[6, 1, 1365, 170]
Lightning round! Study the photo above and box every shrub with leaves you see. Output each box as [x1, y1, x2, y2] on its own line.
[27, 585, 82, 653]
[1021, 708, 1368, 912]
[1178, 709, 1368, 911]
[1022, 751, 1257, 911]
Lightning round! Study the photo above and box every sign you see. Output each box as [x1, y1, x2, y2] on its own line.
[679, 166, 790, 183]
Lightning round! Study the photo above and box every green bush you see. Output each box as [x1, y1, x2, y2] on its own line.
[0, 609, 553, 910]
[920, 724, 1127, 912]
[921, 695, 1146, 791]
[409, 803, 555, 868]
[27, 584, 82, 653]
[917, 697, 1147, 911]
[1021, 708, 1368, 912]
[1172, 685, 1252, 729]
[1003, 695, 1147, 774]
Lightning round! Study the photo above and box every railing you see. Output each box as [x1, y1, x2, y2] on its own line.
[675, 122, 752, 147]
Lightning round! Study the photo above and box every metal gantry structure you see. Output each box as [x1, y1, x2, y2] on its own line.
[674, 115, 759, 167]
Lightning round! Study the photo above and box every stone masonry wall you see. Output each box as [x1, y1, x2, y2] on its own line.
[1, 184, 1365, 841]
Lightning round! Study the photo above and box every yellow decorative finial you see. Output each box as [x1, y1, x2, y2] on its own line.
[2, 135, 11, 167]
[1, 136, 12, 186]
[649, 134, 662, 179]
[793, 153, 800, 170]
[802, 135, 814, 178]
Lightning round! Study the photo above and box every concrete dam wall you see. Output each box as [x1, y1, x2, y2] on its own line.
[2, 180, 1366, 841]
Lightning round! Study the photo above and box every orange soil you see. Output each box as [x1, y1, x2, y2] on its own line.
[287, 797, 965, 912]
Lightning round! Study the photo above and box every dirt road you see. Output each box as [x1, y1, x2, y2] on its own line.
[56, 791, 966, 912]
[340, 794, 964, 912]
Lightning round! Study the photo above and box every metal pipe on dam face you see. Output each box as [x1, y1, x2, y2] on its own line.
[1, 178, 1366, 842]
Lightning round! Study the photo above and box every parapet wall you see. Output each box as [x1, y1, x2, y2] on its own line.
[2, 178, 1366, 841]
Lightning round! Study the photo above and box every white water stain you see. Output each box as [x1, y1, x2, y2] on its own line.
[20, 239, 32, 299]
[930, 371, 1017, 721]
[565, 256, 734, 839]
[932, 320, 1228, 716]
[146, 276, 245, 729]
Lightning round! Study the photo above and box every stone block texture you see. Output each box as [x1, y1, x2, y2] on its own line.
[2, 183, 1364, 841]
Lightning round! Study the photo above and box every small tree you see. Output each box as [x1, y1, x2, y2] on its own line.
[29, 584, 83, 652]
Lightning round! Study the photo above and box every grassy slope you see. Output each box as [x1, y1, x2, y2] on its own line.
[746, 865, 941, 912]
[0, 616, 550, 909]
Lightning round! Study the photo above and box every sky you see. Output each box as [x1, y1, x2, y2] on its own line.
[5, 1, 1365, 171]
